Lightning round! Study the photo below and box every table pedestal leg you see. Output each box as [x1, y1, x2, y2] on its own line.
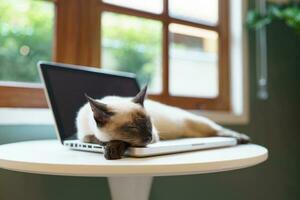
[108, 176, 153, 200]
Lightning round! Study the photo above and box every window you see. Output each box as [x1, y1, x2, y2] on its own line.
[1, 0, 230, 111]
[0, 0, 54, 107]
[101, 12, 163, 93]
[168, 24, 219, 98]
[99, 0, 230, 110]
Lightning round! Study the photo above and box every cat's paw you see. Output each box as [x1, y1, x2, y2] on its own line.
[83, 134, 101, 144]
[236, 133, 251, 144]
[218, 129, 251, 144]
[104, 140, 128, 160]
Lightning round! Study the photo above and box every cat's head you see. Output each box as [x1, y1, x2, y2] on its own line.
[85, 85, 156, 147]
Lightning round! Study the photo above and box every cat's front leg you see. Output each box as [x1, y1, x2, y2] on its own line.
[83, 134, 109, 147]
[103, 140, 129, 160]
[83, 135, 128, 159]
[83, 134, 102, 144]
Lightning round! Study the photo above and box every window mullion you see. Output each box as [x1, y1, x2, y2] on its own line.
[217, 0, 230, 110]
[162, 0, 169, 96]
[162, 21, 169, 97]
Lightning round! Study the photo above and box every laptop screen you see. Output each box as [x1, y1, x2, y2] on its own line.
[39, 62, 140, 142]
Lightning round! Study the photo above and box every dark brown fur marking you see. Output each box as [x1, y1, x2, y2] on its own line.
[104, 140, 129, 160]
[116, 111, 153, 146]
[83, 135, 129, 159]
[83, 134, 107, 145]
[86, 94, 115, 127]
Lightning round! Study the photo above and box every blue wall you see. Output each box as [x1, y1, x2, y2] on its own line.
[1, 17, 300, 200]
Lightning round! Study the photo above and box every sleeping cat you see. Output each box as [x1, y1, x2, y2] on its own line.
[76, 85, 250, 159]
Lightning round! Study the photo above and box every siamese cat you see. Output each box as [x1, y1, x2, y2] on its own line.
[76, 85, 250, 160]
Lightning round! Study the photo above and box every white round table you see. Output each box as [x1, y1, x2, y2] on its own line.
[0, 140, 268, 200]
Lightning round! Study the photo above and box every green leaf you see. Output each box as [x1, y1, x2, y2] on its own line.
[247, 3, 300, 35]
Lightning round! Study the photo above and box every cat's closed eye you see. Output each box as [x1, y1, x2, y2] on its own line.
[106, 111, 115, 116]
[126, 125, 138, 130]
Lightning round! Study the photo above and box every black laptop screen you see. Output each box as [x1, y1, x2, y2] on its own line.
[40, 62, 140, 142]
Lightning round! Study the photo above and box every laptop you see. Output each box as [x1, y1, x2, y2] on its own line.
[38, 61, 237, 157]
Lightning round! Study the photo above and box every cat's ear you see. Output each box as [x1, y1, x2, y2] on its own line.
[132, 85, 148, 106]
[85, 94, 112, 126]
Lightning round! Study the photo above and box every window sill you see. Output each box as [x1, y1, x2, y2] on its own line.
[0, 108, 248, 125]
[0, 108, 54, 125]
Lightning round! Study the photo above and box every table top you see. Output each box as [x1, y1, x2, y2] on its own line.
[0, 140, 268, 177]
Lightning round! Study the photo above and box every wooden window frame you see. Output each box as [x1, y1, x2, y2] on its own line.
[0, 0, 230, 111]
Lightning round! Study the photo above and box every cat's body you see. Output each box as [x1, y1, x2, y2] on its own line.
[77, 97, 221, 143]
[76, 86, 250, 156]
[143, 99, 222, 140]
[76, 87, 249, 159]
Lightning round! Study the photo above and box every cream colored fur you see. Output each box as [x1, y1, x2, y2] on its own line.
[76, 96, 249, 144]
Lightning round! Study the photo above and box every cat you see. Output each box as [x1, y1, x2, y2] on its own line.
[76, 85, 250, 159]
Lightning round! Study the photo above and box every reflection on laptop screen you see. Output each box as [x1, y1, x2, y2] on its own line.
[39, 62, 140, 142]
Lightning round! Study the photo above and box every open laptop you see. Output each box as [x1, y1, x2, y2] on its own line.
[38, 61, 237, 157]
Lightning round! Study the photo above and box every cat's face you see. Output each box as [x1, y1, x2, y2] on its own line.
[86, 86, 154, 147]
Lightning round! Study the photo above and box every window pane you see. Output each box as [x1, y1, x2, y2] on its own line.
[103, 0, 163, 14]
[169, 0, 218, 25]
[0, 0, 54, 83]
[101, 12, 162, 93]
[169, 24, 219, 98]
